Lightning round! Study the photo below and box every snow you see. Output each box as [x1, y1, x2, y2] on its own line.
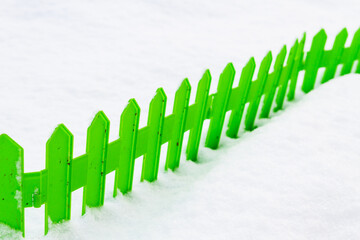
[1, 0, 360, 239]
[15, 74, 360, 240]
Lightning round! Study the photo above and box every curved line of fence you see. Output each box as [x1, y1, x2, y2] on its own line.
[1, 27, 359, 237]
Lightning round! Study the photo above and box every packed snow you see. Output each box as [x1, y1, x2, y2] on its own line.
[0, 0, 360, 239]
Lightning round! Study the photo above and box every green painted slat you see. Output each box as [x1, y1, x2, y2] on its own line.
[340, 47, 351, 64]
[205, 63, 235, 149]
[341, 28, 360, 75]
[71, 154, 88, 192]
[83, 111, 110, 214]
[135, 127, 149, 158]
[23, 172, 40, 208]
[106, 139, 121, 174]
[24, 170, 47, 209]
[141, 88, 167, 182]
[45, 124, 73, 234]
[226, 86, 241, 111]
[244, 52, 272, 131]
[115, 99, 140, 196]
[0, 134, 24, 236]
[184, 103, 198, 131]
[263, 72, 275, 95]
[322, 28, 348, 83]
[274, 40, 298, 111]
[302, 29, 327, 93]
[165, 79, 191, 171]
[246, 78, 260, 104]
[35, 170, 47, 208]
[319, 50, 332, 67]
[288, 34, 306, 100]
[260, 46, 287, 118]
[133, 114, 175, 161]
[205, 93, 215, 119]
[186, 70, 211, 161]
[226, 58, 255, 138]
[161, 114, 175, 144]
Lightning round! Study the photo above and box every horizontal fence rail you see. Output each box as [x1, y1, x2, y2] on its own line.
[1, 27, 360, 237]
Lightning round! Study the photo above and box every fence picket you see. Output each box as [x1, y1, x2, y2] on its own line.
[45, 124, 73, 234]
[226, 58, 255, 138]
[165, 79, 191, 171]
[341, 28, 360, 75]
[205, 63, 235, 149]
[322, 28, 348, 83]
[0, 134, 24, 236]
[186, 70, 211, 161]
[260, 46, 287, 118]
[114, 99, 140, 196]
[83, 111, 109, 214]
[274, 40, 298, 111]
[288, 34, 306, 101]
[302, 29, 327, 93]
[141, 88, 167, 182]
[244, 52, 272, 131]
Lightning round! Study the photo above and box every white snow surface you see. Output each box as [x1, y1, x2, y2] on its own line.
[1, 0, 360, 239]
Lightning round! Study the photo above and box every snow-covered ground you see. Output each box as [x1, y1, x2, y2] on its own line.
[1, 0, 360, 239]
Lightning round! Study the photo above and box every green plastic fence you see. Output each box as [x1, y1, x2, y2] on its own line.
[1, 27, 360, 237]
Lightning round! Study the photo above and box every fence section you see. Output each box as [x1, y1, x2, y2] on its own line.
[1, 27, 360, 237]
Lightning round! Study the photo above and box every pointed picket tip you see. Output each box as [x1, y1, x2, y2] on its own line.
[293, 39, 299, 48]
[313, 28, 327, 42]
[152, 87, 167, 103]
[274, 45, 287, 69]
[176, 78, 191, 95]
[224, 62, 235, 75]
[278, 45, 287, 58]
[121, 98, 141, 122]
[203, 69, 212, 81]
[288, 39, 299, 59]
[198, 69, 212, 89]
[261, 51, 273, 66]
[300, 32, 306, 44]
[280, 45, 287, 57]
[247, 57, 256, 69]
[181, 78, 191, 90]
[126, 98, 140, 114]
[332, 28, 348, 48]
[267, 51, 273, 59]
[338, 28, 348, 38]
[241, 57, 256, 80]
[218, 63, 235, 88]
[196, 70, 212, 100]
[317, 28, 327, 37]
[0, 134, 23, 152]
[89, 111, 110, 129]
[47, 124, 73, 145]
